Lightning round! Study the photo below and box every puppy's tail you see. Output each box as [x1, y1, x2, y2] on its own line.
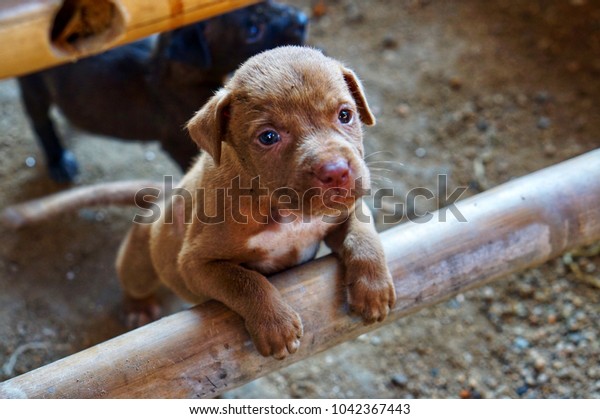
[1, 180, 164, 230]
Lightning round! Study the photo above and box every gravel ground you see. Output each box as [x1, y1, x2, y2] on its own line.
[1, 0, 599, 398]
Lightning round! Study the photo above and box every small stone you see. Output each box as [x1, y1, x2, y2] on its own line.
[415, 147, 427, 158]
[345, 3, 364, 23]
[543, 143, 557, 157]
[145, 151, 156, 161]
[568, 332, 585, 344]
[584, 262, 596, 273]
[66, 271, 76, 281]
[25, 156, 36, 168]
[481, 286, 495, 300]
[395, 104, 411, 117]
[476, 118, 489, 132]
[459, 389, 471, 399]
[382, 33, 399, 49]
[516, 93, 528, 107]
[449, 76, 463, 90]
[547, 313, 557, 324]
[391, 374, 408, 387]
[312, 1, 328, 18]
[534, 91, 551, 104]
[515, 385, 529, 396]
[534, 357, 547, 372]
[513, 336, 530, 350]
[470, 390, 482, 399]
[525, 374, 536, 387]
[95, 211, 106, 222]
[537, 116, 551, 129]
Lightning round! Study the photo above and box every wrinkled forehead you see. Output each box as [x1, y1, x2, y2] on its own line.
[227, 52, 354, 118]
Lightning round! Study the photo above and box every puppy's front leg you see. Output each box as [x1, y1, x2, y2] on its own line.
[326, 200, 396, 323]
[179, 259, 303, 359]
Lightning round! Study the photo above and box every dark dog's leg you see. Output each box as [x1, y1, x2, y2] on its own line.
[18, 74, 79, 182]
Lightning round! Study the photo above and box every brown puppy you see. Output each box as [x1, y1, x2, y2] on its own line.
[117, 46, 396, 359]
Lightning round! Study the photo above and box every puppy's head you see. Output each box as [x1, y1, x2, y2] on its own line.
[187, 46, 375, 217]
[166, 1, 307, 78]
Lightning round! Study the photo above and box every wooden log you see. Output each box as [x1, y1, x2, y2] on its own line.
[1, 149, 599, 398]
[0, 0, 260, 79]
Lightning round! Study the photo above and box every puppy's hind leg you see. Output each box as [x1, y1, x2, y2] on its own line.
[116, 223, 161, 328]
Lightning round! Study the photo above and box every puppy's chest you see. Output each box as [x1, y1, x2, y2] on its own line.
[243, 218, 332, 275]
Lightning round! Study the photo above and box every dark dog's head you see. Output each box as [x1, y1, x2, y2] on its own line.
[164, 1, 308, 79]
[188, 46, 376, 218]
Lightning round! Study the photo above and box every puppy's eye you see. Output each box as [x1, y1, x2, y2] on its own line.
[338, 109, 353, 124]
[258, 130, 281, 146]
[246, 23, 265, 43]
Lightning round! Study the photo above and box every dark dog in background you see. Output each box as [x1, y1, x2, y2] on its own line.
[18, 1, 308, 182]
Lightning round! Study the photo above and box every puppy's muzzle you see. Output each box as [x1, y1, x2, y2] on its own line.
[314, 158, 351, 189]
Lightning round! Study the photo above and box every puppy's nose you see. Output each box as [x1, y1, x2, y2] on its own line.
[315, 159, 351, 188]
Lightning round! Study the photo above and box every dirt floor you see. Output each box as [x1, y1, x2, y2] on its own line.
[0, 0, 599, 398]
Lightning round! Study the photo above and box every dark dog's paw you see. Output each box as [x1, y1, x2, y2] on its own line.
[245, 301, 303, 359]
[348, 269, 396, 324]
[122, 295, 162, 329]
[49, 150, 79, 183]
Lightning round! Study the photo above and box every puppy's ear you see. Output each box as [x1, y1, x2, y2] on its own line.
[186, 89, 231, 166]
[341, 67, 376, 126]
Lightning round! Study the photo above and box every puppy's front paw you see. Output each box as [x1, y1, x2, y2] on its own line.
[245, 301, 303, 359]
[348, 269, 396, 324]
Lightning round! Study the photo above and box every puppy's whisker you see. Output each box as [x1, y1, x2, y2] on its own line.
[370, 175, 395, 187]
[365, 150, 396, 161]
[366, 160, 405, 170]
[368, 167, 394, 175]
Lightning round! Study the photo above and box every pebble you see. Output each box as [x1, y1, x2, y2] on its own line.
[415, 147, 427, 158]
[395, 104, 411, 117]
[391, 374, 408, 388]
[533, 356, 547, 372]
[481, 286, 495, 300]
[382, 34, 400, 49]
[534, 91, 551, 104]
[543, 143, 557, 157]
[459, 389, 471, 399]
[476, 118, 489, 132]
[484, 376, 498, 389]
[145, 151, 156, 161]
[513, 336, 530, 350]
[515, 385, 529, 396]
[568, 332, 585, 344]
[449, 76, 463, 90]
[25, 156, 36, 167]
[345, 3, 364, 23]
[537, 116, 551, 129]
[537, 373, 549, 384]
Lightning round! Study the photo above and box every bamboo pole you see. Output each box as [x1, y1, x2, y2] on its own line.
[0, 0, 260, 79]
[1, 149, 599, 398]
